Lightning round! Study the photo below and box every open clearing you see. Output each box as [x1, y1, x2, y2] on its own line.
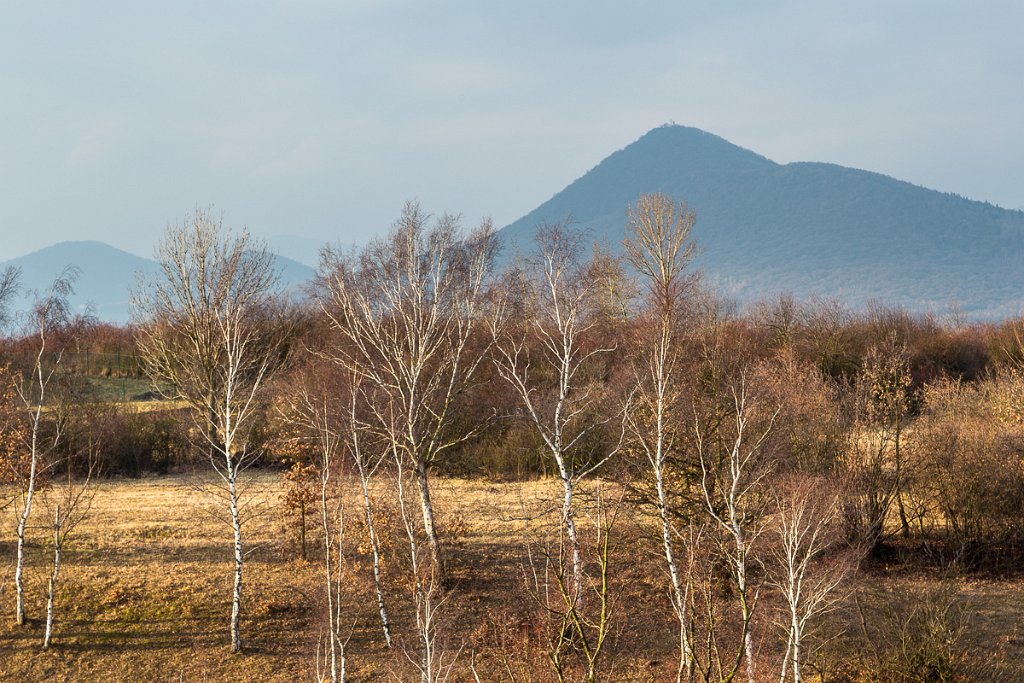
[1, 475, 1022, 682]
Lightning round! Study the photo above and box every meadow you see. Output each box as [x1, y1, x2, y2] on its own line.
[2, 473, 1022, 682]
[5, 201, 1024, 682]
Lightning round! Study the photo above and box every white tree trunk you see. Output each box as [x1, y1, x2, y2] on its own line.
[43, 506, 62, 649]
[656, 465, 692, 683]
[560, 472, 583, 602]
[321, 483, 340, 683]
[791, 614, 802, 683]
[229, 466, 244, 654]
[15, 434, 39, 626]
[360, 475, 392, 647]
[735, 535, 756, 683]
[415, 459, 444, 578]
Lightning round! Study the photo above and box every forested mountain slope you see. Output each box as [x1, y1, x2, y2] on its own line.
[501, 125, 1024, 318]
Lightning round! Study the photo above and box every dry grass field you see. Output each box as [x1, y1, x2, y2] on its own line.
[0, 475, 319, 681]
[1, 474, 1022, 682]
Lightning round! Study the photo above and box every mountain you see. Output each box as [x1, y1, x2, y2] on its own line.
[271, 252, 318, 293]
[0, 241, 316, 325]
[501, 125, 1024, 319]
[267, 234, 325, 269]
[0, 241, 161, 324]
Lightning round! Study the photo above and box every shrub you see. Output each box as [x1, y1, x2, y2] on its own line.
[916, 376, 1024, 567]
[74, 406, 190, 476]
[857, 582, 973, 683]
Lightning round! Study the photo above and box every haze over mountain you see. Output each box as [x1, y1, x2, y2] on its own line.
[0, 241, 316, 325]
[501, 125, 1024, 319]
[5, 125, 1023, 323]
[267, 235, 327, 269]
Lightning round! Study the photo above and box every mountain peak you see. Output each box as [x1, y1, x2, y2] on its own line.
[639, 123, 772, 157]
[606, 124, 776, 177]
[16, 239, 147, 260]
[500, 127, 1024, 319]
[502, 125, 777, 251]
[0, 240, 316, 324]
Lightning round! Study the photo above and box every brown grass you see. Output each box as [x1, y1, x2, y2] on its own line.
[0, 474, 318, 682]
[1, 475, 1021, 682]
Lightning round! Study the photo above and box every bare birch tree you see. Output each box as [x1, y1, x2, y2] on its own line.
[695, 381, 778, 683]
[623, 193, 696, 682]
[283, 362, 392, 680]
[342, 374, 393, 648]
[491, 224, 626, 602]
[315, 496, 351, 683]
[132, 209, 292, 653]
[288, 376, 355, 682]
[536, 487, 619, 683]
[11, 269, 77, 626]
[41, 427, 99, 649]
[319, 201, 495, 582]
[766, 479, 850, 683]
[393, 445, 459, 683]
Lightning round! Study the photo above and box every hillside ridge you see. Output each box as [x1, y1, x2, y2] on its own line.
[500, 124, 1024, 319]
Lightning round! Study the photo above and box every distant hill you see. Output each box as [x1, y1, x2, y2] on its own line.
[267, 234, 325, 269]
[501, 125, 1024, 319]
[0, 241, 316, 325]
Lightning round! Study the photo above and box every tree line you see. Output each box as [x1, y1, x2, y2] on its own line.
[2, 196, 1023, 681]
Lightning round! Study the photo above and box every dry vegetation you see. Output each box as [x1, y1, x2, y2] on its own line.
[5, 201, 1024, 682]
[0, 475, 1021, 681]
[0, 475, 316, 681]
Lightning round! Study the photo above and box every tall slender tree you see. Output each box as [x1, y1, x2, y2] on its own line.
[319, 201, 495, 582]
[11, 270, 77, 626]
[491, 224, 625, 601]
[695, 381, 778, 683]
[41, 422, 99, 649]
[132, 209, 293, 653]
[623, 193, 696, 681]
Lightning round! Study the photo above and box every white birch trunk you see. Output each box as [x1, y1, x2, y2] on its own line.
[321, 479, 339, 683]
[735, 523, 756, 683]
[14, 447, 37, 626]
[16, 365, 47, 627]
[359, 474, 392, 647]
[415, 458, 444, 579]
[42, 505, 61, 648]
[559, 468, 583, 602]
[791, 613, 802, 683]
[656, 465, 692, 683]
[229, 465, 244, 654]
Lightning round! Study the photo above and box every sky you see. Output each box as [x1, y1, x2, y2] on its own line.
[1, 1, 1022, 263]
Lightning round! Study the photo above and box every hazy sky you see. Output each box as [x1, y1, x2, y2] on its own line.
[1, 1, 1021, 261]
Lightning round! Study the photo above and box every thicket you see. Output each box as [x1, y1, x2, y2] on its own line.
[3, 202, 1024, 680]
